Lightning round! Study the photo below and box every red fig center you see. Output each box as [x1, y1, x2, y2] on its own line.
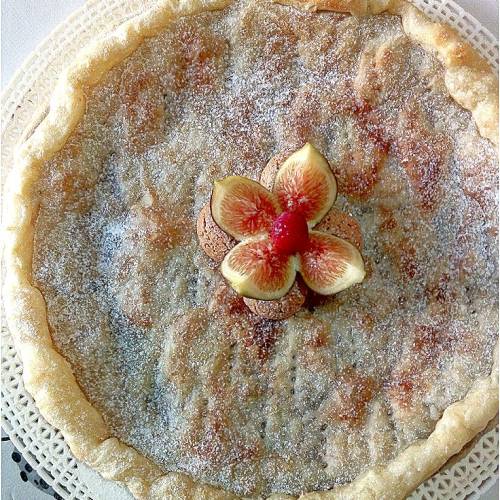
[270, 211, 309, 255]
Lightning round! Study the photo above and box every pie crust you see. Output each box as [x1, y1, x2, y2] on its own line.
[3, 0, 498, 498]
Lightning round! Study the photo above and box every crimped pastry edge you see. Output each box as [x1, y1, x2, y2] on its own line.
[2, 0, 498, 498]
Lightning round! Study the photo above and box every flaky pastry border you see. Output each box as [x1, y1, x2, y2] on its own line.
[3, 0, 498, 499]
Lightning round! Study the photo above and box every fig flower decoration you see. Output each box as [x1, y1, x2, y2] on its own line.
[197, 143, 366, 318]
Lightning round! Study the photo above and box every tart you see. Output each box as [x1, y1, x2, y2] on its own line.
[3, 0, 498, 498]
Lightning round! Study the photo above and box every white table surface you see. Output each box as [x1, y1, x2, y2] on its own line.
[1, 1, 499, 499]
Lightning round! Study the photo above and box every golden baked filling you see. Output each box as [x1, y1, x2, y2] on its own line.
[5, 0, 498, 498]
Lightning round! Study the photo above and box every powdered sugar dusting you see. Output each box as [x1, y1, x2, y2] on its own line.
[32, 0, 497, 496]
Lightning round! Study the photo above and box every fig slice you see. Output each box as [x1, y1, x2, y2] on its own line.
[221, 237, 297, 300]
[273, 143, 337, 227]
[211, 176, 281, 240]
[298, 231, 365, 295]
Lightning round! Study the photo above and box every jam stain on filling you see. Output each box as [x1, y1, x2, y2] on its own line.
[246, 319, 284, 361]
[321, 367, 378, 427]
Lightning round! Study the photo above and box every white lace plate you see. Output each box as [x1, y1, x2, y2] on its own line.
[1, 1, 498, 498]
